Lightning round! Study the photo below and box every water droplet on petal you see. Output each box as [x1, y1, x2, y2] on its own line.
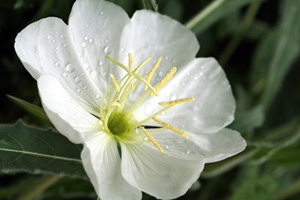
[96, 94, 100, 99]
[62, 72, 68, 77]
[76, 88, 81, 93]
[84, 36, 88, 41]
[99, 61, 103, 66]
[47, 35, 51, 40]
[171, 95, 177, 100]
[89, 38, 93, 44]
[74, 76, 81, 83]
[186, 150, 191, 154]
[158, 71, 163, 77]
[103, 46, 110, 54]
[65, 64, 74, 72]
[60, 34, 64, 39]
[54, 62, 60, 67]
[100, 11, 104, 15]
[81, 42, 86, 48]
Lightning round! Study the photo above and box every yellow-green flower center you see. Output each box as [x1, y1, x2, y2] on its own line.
[99, 53, 194, 152]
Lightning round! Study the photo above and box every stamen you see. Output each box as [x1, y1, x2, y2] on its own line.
[110, 73, 120, 92]
[158, 97, 195, 106]
[111, 101, 121, 108]
[144, 57, 161, 91]
[128, 53, 134, 90]
[140, 126, 163, 152]
[152, 117, 188, 138]
[150, 67, 177, 95]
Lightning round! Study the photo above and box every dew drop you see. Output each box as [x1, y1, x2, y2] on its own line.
[84, 36, 89, 41]
[100, 11, 104, 15]
[99, 61, 103, 66]
[103, 46, 110, 54]
[54, 62, 60, 67]
[81, 42, 86, 48]
[186, 150, 191, 154]
[105, 39, 109, 44]
[166, 145, 169, 149]
[65, 64, 74, 72]
[47, 35, 51, 40]
[62, 44, 67, 48]
[171, 95, 177, 100]
[83, 85, 87, 90]
[52, 40, 56, 44]
[60, 34, 64, 39]
[62, 72, 68, 77]
[165, 56, 169, 60]
[158, 71, 164, 77]
[88, 38, 94, 44]
[76, 88, 81, 93]
[74, 76, 81, 83]
[96, 94, 100, 99]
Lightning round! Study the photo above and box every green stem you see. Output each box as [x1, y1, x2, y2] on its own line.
[272, 177, 300, 200]
[185, 0, 225, 30]
[220, 0, 261, 66]
[17, 175, 60, 200]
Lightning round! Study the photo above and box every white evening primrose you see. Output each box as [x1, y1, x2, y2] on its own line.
[15, 0, 246, 199]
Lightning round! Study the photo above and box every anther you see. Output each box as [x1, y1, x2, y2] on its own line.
[110, 73, 120, 92]
[152, 117, 188, 138]
[111, 101, 121, 108]
[145, 57, 161, 91]
[158, 97, 195, 106]
[150, 67, 177, 95]
[128, 53, 134, 90]
[140, 126, 164, 152]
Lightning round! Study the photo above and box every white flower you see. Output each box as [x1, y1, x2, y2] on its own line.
[15, 0, 246, 199]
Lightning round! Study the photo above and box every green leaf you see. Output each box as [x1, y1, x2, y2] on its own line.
[254, 0, 300, 111]
[185, 0, 253, 34]
[7, 95, 50, 122]
[201, 147, 259, 178]
[228, 165, 278, 200]
[230, 105, 265, 133]
[0, 121, 86, 179]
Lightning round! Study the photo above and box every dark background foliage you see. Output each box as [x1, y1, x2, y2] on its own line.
[0, 0, 299, 199]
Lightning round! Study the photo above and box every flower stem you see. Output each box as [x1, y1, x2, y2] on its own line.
[185, 0, 225, 30]
[17, 175, 60, 200]
[219, 0, 261, 66]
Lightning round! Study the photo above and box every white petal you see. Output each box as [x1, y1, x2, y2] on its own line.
[38, 74, 99, 143]
[68, 0, 131, 87]
[134, 58, 235, 133]
[120, 130, 205, 199]
[81, 131, 141, 200]
[124, 10, 199, 100]
[188, 128, 247, 163]
[15, 17, 101, 114]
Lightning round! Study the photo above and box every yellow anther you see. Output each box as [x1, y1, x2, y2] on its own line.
[140, 126, 164, 152]
[152, 117, 188, 138]
[158, 97, 195, 106]
[110, 73, 120, 92]
[111, 101, 121, 108]
[150, 67, 177, 95]
[128, 53, 134, 90]
[144, 57, 161, 91]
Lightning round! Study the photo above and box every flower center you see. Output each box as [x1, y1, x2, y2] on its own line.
[99, 53, 194, 152]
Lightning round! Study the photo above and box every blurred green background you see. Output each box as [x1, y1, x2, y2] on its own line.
[0, 0, 299, 199]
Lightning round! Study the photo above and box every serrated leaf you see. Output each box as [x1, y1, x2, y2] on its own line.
[7, 95, 50, 122]
[0, 121, 86, 179]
